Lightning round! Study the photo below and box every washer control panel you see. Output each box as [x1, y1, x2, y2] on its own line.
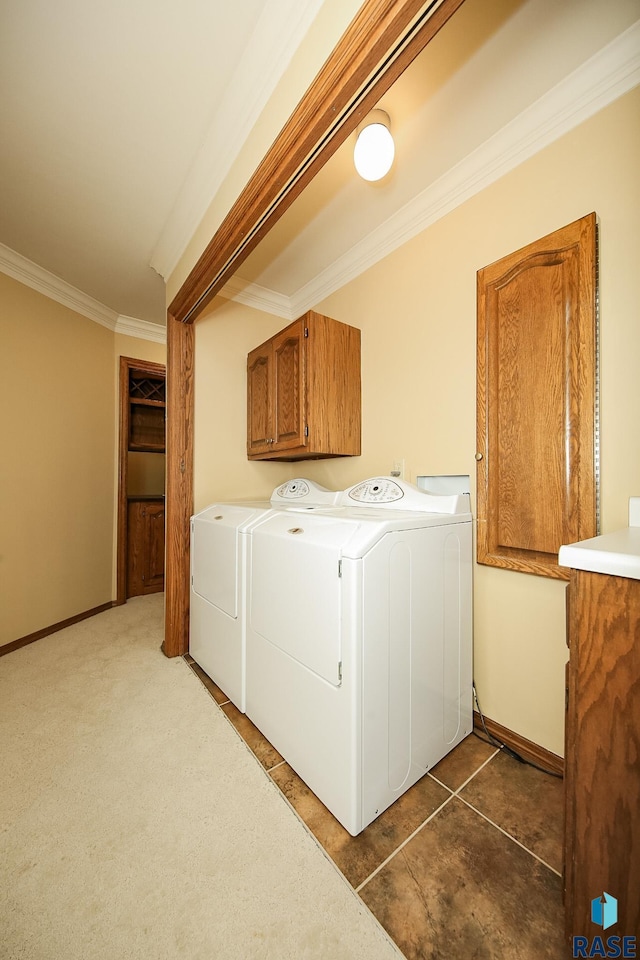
[347, 478, 404, 503]
[341, 477, 471, 515]
[275, 479, 311, 499]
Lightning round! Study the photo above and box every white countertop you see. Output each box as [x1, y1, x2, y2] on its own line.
[559, 497, 640, 580]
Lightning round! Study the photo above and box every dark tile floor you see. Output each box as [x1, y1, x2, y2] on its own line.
[186, 657, 566, 959]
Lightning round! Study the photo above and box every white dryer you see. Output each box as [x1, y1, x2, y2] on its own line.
[189, 479, 338, 711]
[245, 477, 473, 835]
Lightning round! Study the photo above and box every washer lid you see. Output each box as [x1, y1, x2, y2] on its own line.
[251, 503, 470, 567]
[192, 500, 272, 529]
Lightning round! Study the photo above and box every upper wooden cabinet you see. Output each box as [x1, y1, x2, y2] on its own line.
[476, 213, 598, 579]
[247, 311, 361, 461]
[128, 367, 166, 452]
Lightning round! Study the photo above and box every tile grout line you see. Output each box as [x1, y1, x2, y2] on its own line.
[267, 759, 287, 774]
[456, 794, 562, 877]
[355, 792, 457, 894]
[356, 747, 502, 894]
[429, 746, 501, 796]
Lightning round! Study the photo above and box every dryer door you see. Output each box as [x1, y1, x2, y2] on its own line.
[249, 513, 354, 686]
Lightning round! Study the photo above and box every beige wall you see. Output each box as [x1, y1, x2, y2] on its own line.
[0, 274, 115, 643]
[127, 453, 165, 496]
[0, 279, 167, 645]
[114, 333, 165, 367]
[190, 88, 640, 758]
[194, 300, 292, 511]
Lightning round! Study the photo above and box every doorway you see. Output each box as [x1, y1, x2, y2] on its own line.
[117, 356, 166, 604]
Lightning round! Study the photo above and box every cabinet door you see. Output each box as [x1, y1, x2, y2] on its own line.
[272, 318, 306, 453]
[145, 502, 165, 591]
[127, 501, 145, 598]
[477, 213, 597, 579]
[247, 344, 273, 455]
[127, 500, 165, 597]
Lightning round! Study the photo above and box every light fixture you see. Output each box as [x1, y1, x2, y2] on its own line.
[353, 109, 395, 182]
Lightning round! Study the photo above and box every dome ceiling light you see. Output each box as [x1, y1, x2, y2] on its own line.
[353, 109, 395, 182]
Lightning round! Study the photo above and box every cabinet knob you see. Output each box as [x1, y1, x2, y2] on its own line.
[475, 452, 483, 461]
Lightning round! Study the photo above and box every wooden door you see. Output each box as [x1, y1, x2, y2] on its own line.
[272, 318, 306, 453]
[476, 213, 597, 579]
[247, 343, 273, 455]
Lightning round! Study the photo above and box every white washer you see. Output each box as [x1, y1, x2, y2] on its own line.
[189, 479, 338, 711]
[245, 476, 473, 835]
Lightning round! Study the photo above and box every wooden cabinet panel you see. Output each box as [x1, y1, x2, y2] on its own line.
[146, 504, 165, 590]
[306, 311, 361, 456]
[564, 570, 640, 941]
[247, 311, 360, 461]
[273, 320, 305, 450]
[247, 347, 272, 456]
[127, 499, 165, 597]
[477, 213, 597, 579]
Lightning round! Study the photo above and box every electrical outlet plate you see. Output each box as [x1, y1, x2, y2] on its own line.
[390, 459, 405, 479]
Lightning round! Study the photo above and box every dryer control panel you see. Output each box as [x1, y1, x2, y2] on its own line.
[347, 478, 404, 503]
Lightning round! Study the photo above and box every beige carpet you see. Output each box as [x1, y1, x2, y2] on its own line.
[0, 595, 401, 960]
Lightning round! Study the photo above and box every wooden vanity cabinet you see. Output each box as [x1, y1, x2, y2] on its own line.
[127, 497, 165, 598]
[247, 311, 360, 461]
[564, 569, 640, 941]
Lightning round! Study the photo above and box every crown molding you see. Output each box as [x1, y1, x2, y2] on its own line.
[0, 243, 166, 343]
[0, 242, 118, 329]
[114, 315, 167, 343]
[149, 0, 327, 283]
[220, 275, 294, 320]
[231, 20, 640, 319]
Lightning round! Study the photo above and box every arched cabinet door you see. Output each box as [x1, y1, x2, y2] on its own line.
[476, 212, 598, 580]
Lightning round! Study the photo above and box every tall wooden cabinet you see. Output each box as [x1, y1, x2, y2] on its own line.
[247, 311, 361, 461]
[117, 357, 166, 604]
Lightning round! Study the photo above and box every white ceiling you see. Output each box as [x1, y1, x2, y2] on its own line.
[1, 0, 639, 332]
[0, 0, 327, 325]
